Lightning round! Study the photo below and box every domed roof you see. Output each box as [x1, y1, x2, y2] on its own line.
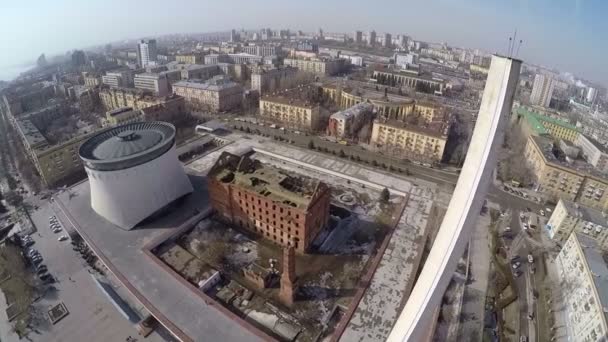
[79, 122, 176, 171]
[91, 129, 163, 160]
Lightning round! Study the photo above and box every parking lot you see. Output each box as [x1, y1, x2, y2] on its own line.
[8, 202, 166, 342]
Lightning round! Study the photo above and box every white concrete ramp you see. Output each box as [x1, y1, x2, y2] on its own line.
[387, 55, 522, 342]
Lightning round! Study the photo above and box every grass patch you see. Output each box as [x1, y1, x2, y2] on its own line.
[0, 241, 35, 337]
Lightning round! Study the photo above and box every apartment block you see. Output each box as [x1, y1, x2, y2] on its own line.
[530, 73, 555, 107]
[524, 135, 608, 210]
[370, 119, 449, 164]
[517, 107, 580, 142]
[327, 103, 374, 139]
[207, 152, 331, 253]
[134, 73, 170, 96]
[175, 53, 205, 64]
[547, 199, 608, 249]
[556, 233, 608, 341]
[251, 66, 299, 95]
[283, 57, 345, 76]
[372, 69, 445, 93]
[576, 134, 608, 173]
[259, 89, 321, 131]
[101, 70, 134, 88]
[172, 76, 244, 112]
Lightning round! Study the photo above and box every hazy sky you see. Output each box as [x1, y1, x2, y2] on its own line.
[1, 0, 606, 86]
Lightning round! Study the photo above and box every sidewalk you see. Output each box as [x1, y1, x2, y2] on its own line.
[0, 290, 19, 342]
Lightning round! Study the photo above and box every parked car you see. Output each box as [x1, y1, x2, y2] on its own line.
[58, 235, 68, 242]
[36, 265, 47, 273]
[520, 336, 527, 342]
[540, 210, 545, 216]
[514, 270, 523, 277]
[36, 268, 47, 276]
[512, 261, 521, 269]
[52, 228, 62, 233]
[546, 207, 552, 213]
[511, 255, 521, 262]
[505, 226, 511, 232]
[528, 254, 534, 263]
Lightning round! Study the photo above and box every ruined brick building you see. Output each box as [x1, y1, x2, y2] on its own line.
[207, 152, 331, 253]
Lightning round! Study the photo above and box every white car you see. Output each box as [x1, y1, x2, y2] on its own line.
[512, 261, 521, 269]
[546, 207, 552, 213]
[57, 235, 68, 242]
[52, 227, 62, 233]
[528, 254, 534, 263]
[540, 210, 545, 216]
[523, 223, 528, 230]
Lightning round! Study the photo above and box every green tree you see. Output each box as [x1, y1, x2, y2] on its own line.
[5, 191, 23, 207]
[380, 188, 390, 203]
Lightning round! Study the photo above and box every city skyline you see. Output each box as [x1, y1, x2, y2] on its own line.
[0, 0, 607, 86]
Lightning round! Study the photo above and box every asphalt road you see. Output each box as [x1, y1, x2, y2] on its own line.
[227, 119, 550, 212]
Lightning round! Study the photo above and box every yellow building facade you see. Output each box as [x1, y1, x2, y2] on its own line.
[370, 121, 448, 163]
[524, 135, 608, 210]
[259, 98, 320, 131]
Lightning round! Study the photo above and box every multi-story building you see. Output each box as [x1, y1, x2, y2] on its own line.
[259, 88, 321, 131]
[204, 53, 267, 65]
[283, 57, 345, 76]
[134, 73, 170, 96]
[524, 135, 608, 209]
[172, 76, 244, 112]
[530, 73, 555, 107]
[251, 66, 299, 95]
[327, 103, 374, 139]
[83, 73, 102, 88]
[367, 30, 376, 46]
[136, 39, 157, 68]
[178, 64, 221, 81]
[207, 151, 331, 253]
[383, 33, 392, 48]
[370, 117, 450, 164]
[99, 87, 184, 113]
[242, 44, 281, 57]
[321, 83, 443, 124]
[175, 53, 205, 64]
[11, 109, 100, 187]
[102, 107, 143, 127]
[576, 134, 608, 173]
[354, 30, 363, 44]
[340, 54, 363, 67]
[395, 53, 418, 69]
[372, 69, 445, 93]
[517, 107, 580, 142]
[101, 70, 134, 88]
[556, 233, 608, 342]
[547, 199, 608, 249]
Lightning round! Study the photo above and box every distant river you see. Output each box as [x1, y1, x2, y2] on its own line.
[0, 64, 35, 82]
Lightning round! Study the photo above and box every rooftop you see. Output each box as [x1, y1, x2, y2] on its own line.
[79, 122, 176, 171]
[261, 85, 319, 108]
[208, 152, 323, 209]
[375, 118, 450, 138]
[518, 107, 580, 134]
[581, 134, 608, 154]
[331, 102, 374, 120]
[51, 178, 264, 342]
[173, 76, 242, 92]
[530, 135, 608, 179]
[573, 233, 608, 322]
[561, 200, 608, 227]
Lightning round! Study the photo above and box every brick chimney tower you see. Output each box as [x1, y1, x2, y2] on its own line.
[279, 244, 296, 306]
